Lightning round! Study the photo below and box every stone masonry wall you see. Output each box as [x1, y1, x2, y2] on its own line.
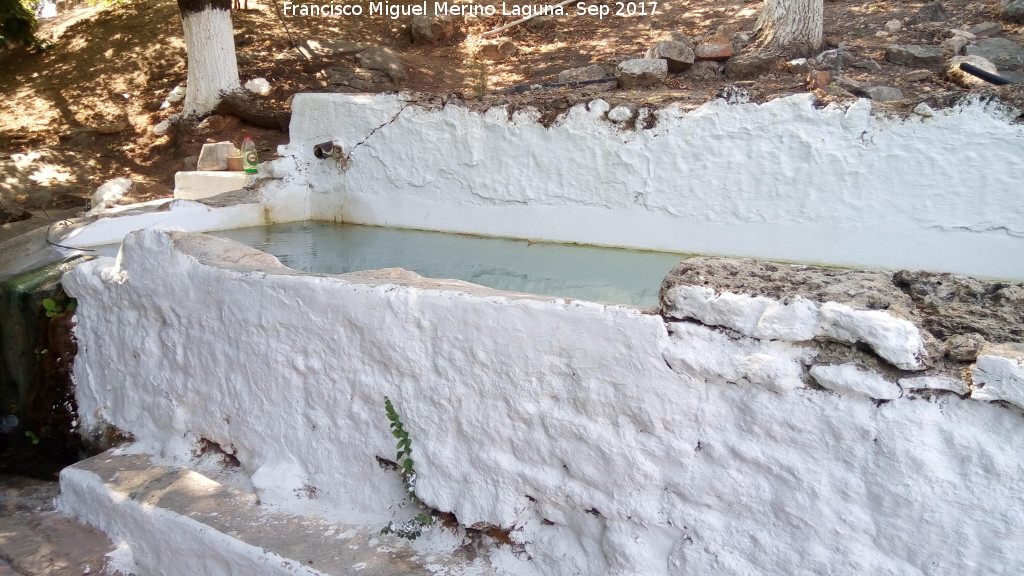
[63, 229, 1024, 576]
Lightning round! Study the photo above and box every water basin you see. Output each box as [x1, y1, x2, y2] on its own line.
[96, 222, 691, 307]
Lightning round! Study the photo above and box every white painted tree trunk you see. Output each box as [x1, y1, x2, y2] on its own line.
[180, 7, 240, 117]
[752, 0, 823, 57]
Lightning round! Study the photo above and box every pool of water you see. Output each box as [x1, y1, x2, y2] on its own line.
[97, 222, 691, 307]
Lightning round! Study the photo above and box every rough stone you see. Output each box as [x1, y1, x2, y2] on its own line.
[196, 141, 236, 171]
[904, 69, 932, 81]
[615, 58, 668, 89]
[810, 364, 903, 400]
[90, 177, 133, 210]
[965, 38, 1024, 71]
[806, 70, 831, 90]
[409, 14, 457, 43]
[884, 19, 903, 33]
[852, 59, 882, 71]
[968, 21, 1003, 37]
[913, 102, 936, 117]
[892, 270, 1024, 344]
[356, 47, 407, 82]
[324, 67, 394, 91]
[906, 1, 950, 25]
[243, 77, 271, 96]
[851, 84, 904, 101]
[1003, 0, 1024, 22]
[971, 343, 1024, 408]
[165, 85, 186, 104]
[660, 258, 930, 370]
[725, 53, 779, 79]
[557, 64, 612, 89]
[785, 58, 811, 73]
[898, 375, 970, 395]
[812, 48, 856, 71]
[885, 44, 945, 67]
[669, 31, 695, 48]
[694, 43, 734, 61]
[183, 155, 198, 171]
[685, 60, 721, 79]
[942, 35, 970, 56]
[833, 75, 863, 93]
[477, 39, 518, 61]
[606, 104, 637, 123]
[947, 55, 1000, 87]
[946, 333, 987, 361]
[645, 41, 695, 72]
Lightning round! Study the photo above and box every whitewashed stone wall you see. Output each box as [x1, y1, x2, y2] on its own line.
[262, 92, 1024, 280]
[64, 229, 1024, 576]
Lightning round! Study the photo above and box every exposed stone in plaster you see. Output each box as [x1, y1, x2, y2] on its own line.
[660, 258, 930, 370]
[809, 363, 902, 400]
[892, 270, 1024, 344]
[971, 343, 1024, 407]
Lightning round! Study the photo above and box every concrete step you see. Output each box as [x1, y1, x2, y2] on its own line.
[0, 474, 127, 576]
[57, 451, 517, 576]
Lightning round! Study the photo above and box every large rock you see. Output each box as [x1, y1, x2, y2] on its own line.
[885, 44, 945, 66]
[558, 65, 614, 91]
[947, 55, 1000, 88]
[858, 85, 904, 101]
[615, 58, 667, 89]
[694, 43, 734, 61]
[906, 1, 949, 25]
[965, 37, 1024, 71]
[1001, 0, 1024, 23]
[968, 21, 1003, 37]
[477, 39, 518, 61]
[724, 53, 779, 79]
[409, 14, 456, 43]
[356, 47, 406, 82]
[324, 67, 394, 92]
[645, 41, 695, 72]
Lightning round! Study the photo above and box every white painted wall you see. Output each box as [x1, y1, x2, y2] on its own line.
[263, 93, 1024, 280]
[64, 229, 1024, 576]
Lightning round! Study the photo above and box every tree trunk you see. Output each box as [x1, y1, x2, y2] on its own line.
[178, 0, 240, 118]
[750, 0, 823, 58]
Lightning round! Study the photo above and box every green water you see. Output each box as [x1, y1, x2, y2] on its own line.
[97, 222, 691, 307]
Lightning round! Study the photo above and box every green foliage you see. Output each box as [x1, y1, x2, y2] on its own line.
[380, 396, 435, 540]
[42, 297, 75, 318]
[0, 0, 38, 47]
[25, 430, 39, 444]
[470, 59, 488, 101]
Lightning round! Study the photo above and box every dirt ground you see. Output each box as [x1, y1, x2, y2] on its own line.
[0, 0, 1022, 233]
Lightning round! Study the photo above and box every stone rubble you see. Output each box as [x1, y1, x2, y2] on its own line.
[615, 58, 668, 89]
[661, 258, 1024, 407]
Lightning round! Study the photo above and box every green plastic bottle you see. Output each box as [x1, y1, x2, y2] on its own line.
[241, 134, 259, 174]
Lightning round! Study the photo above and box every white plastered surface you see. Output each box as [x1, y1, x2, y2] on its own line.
[63, 229, 1024, 576]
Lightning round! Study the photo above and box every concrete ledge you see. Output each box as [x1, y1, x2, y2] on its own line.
[57, 451, 506, 576]
[174, 171, 249, 200]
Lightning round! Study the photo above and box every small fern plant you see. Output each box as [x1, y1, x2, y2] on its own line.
[381, 396, 434, 540]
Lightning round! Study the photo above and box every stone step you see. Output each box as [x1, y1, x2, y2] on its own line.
[56, 451, 507, 576]
[0, 474, 123, 576]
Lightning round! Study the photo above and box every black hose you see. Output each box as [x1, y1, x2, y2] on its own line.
[958, 63, 1013, 86]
